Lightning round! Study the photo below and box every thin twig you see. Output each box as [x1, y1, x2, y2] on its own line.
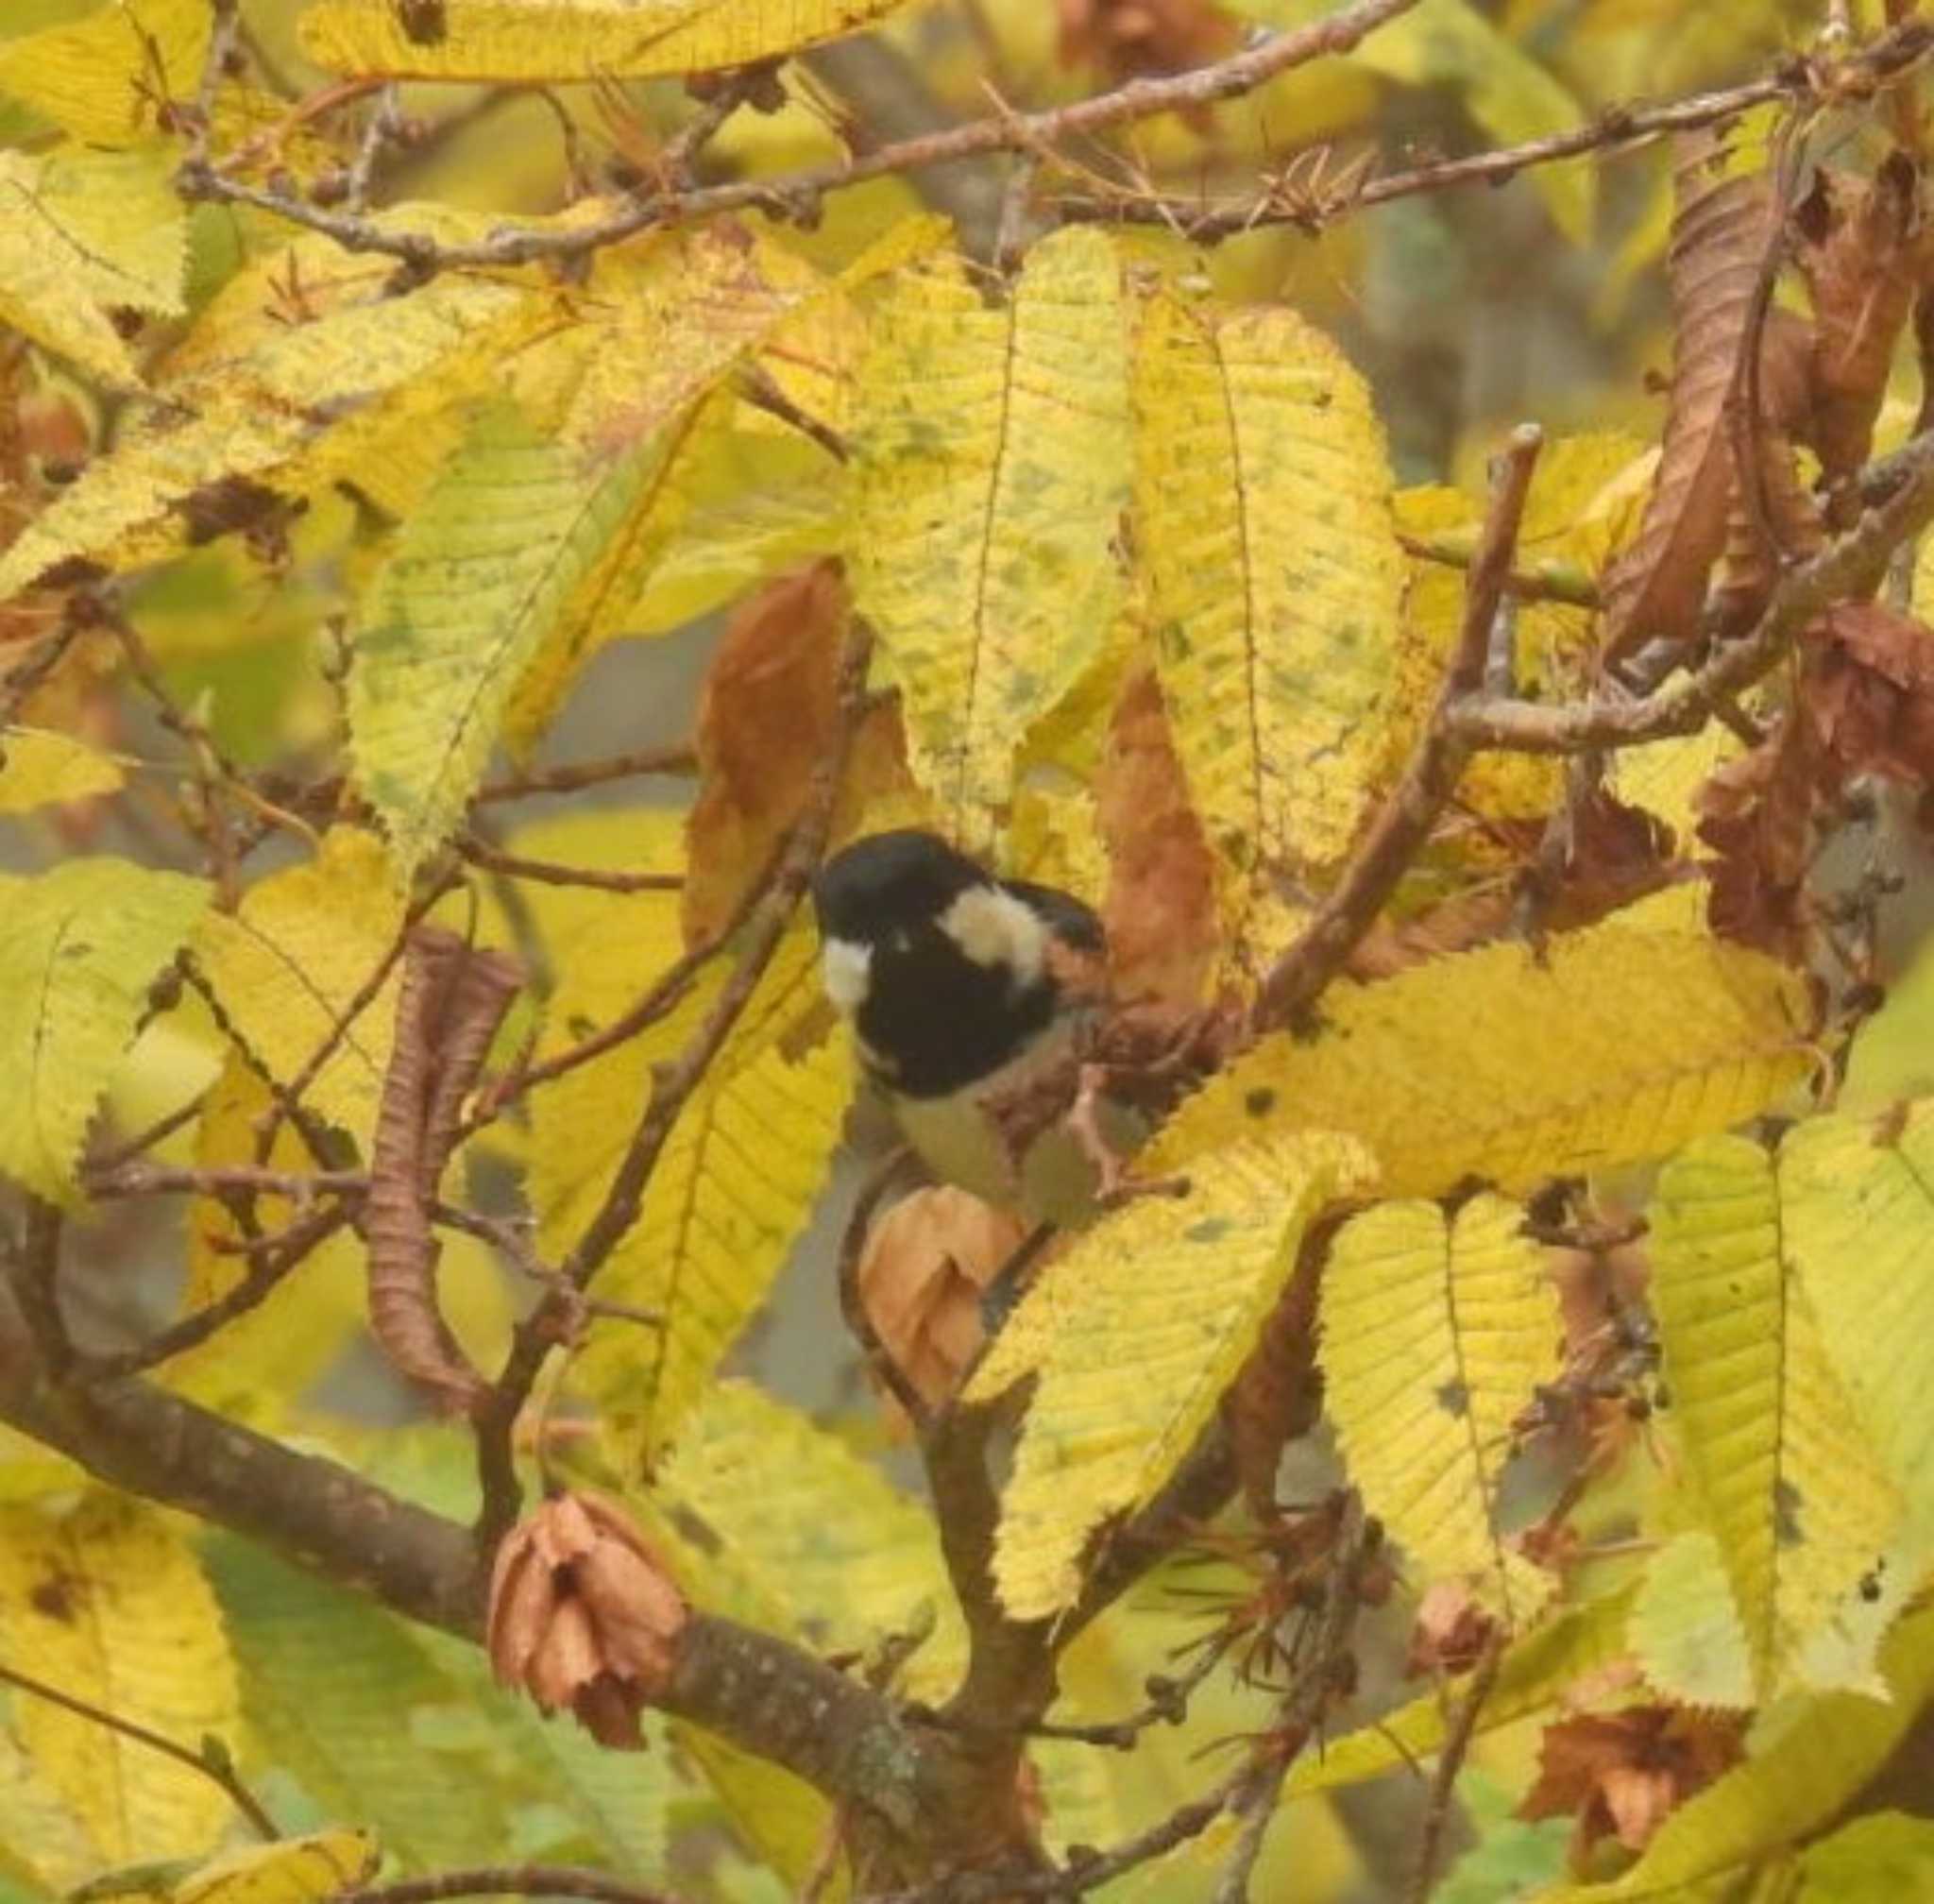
[174, 0, 1429, 271]
[0, 1659, 276, 1843]
[1257, 424, 1545, 1031]
[1403, 1629, 1506, 1904]
[1055, 22, 1934, 240]
[456, 836, 684, 893]
[91, 1092, 210, 1176]
[331, 1866, 685, 1904]
[473, 740, 699, 802]
[1453, 421, 1934, 753]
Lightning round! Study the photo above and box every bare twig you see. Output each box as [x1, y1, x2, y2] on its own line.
[473, 741, 699, 802]
[175, 0, 1428, 271]
[456, 836, 684, 893]
[1453, 422, 1934, 752]
[1257, 425, 1545, 1031]
[1403, 1629, 1506, 1904]
[1056, 22, 1934, 240]
[0, 1658, 276, 1842]
[331, 1867, 684, 1904]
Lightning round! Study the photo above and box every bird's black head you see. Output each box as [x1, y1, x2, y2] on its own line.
[811, 829, 987, 946]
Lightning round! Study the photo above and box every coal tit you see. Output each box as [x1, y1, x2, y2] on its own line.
[812, 830, 1116, 1225]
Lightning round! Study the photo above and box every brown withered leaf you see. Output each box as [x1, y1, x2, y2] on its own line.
[1695, 720, 1817, 960]
[1601, 141, 1776, 658]
[1056, 0, 1236, 79]
[1803, 602, 1934, 786]
[1224, 1230, 1326, 1521]
[857, 1186, 1029, 1420]
[365, 926, 523, 1415]
[1096, 665, 1219, 1009]
[1792, 155, 1924, 486]
[681, 561, 846, 945]
[487, 1489, 687, 1749]
[1521, 1705, 1744, 1866]
[1406, 1577, 1499, 1679]
[1714, 309, 1824, 627]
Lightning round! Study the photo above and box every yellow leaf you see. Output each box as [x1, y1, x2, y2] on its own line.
[658, 1381, 967, 1704]
[301, 0, 916, 77]
[170, 1832, 379, 1904]
[348, 400, 641, 879]
[1149, 921, 1810, 1197]
[0, 726, 128, 813]
[0, 1731, 99, 1893]
[967, 1132, 1375, 1620]
[1781, 1102, 1934, 1553]
[193, 829, 405, 1152]
[1323, 1194, 1559, 1622]
[160, 1057, 367, 1427]
[500, 389, 731, 755]
[532, 896, 848, 1464]
[1797, 1815, 1934, 1899]
[1628, 1529, 1756, 1708]
[0, 1494, 242, 1867]
[1539, 1606, 1934, 1901]
[0, 0, 209, 146]
[0, 858, 208, 1203]
[1648, 1134, 1901, 1696]
[1283, 1584, 1637, 1799]
[1134, 289, 1404, 924]
[852, 229, 1130, 841]
[0, 242, 546, 597]
[1613, 718, 1742, 849]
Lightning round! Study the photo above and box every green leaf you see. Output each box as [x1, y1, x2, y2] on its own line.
[0, 858, 208, 1202]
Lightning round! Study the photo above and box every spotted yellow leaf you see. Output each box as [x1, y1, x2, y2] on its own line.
[1323, 1194, 1559, 1623]
[852, 229, 1130, 842]
[0, 858, 208, 1203]
[1150, 919, 1810, 1197]
[967, 1132, 1375, 1620]
[1134, 289, 1404, 931]
[1648, 1134, 1902, 1697]
[301, 0, 917, 78]
[193, 828, 405, 1152]
[0, 1495, 241, 1868]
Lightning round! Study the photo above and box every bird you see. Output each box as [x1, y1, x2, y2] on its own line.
[811, 828, 1122, 1226]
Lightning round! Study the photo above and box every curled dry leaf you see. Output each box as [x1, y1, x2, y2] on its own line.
[365, 924, 523, 1414]
[1803, 602, 1934, 787]
[1520, 1704, 1744, 1866]
[1601, 140, 1776, 658]
[486, 1488, 688, 1750]
[1096, 664, 1219, 1010]
[1695, 721, 1817, 960]
[857, 1185, 1030, 1420]
[1792, 155, 1925, 488]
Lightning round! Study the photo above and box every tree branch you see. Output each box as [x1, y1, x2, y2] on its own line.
[1257, 424, 1544, 1031]
[174, 0, 1426, 272]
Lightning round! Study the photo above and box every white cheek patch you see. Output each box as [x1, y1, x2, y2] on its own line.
[821, 938, 873, 1016]
[940, 885, 1048, 985]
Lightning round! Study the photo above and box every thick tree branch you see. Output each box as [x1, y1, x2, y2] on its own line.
[0, 1335, 926, 1827]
